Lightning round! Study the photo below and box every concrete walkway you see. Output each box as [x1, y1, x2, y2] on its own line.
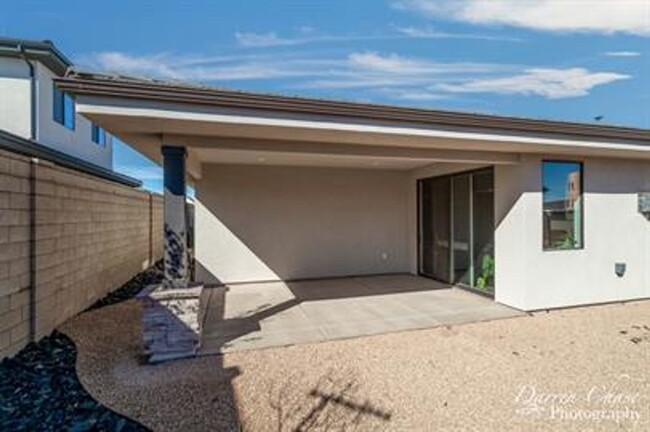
[200, 274, 522, 354]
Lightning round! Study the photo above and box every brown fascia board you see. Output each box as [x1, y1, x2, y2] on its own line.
[54, 72, 650, 144]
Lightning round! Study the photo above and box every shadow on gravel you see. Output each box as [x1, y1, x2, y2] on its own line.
[0, 264, 164, 432]
[269, 369, 392, 431]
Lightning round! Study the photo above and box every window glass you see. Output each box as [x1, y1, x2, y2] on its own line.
[472, 170, 494, 293]
[52, 84, 64, 124]
[542, 161, 583, 250]
[63, 93, 75, 130]
[53, 83, 75, 130]
[91, 124, 106, 146]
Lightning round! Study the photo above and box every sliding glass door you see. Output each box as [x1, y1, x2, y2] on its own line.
[419, 168, 495, 295]
[420, 176, 451, 282]
[452, 174, 471, 286]
[472, 170, 495, 292]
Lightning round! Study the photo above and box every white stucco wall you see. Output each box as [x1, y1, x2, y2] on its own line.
[195, 164, 411, 284]
[188, 152, 649, 310]
[35, 64, 113, 169]
[495, 155, 650, 310]
[0, 57, 31, 137]
[0, 58, 113, 168]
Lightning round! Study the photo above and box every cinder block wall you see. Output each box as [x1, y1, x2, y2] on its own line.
[0, 148, 163, 359]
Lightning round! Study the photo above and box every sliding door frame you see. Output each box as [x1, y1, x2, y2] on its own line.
[417, 166, 495, 297]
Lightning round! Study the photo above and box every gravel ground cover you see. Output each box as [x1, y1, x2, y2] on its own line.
[61, 300, 240, 432]
[0, 264, 163, 432]
[61, 296, 650, 431]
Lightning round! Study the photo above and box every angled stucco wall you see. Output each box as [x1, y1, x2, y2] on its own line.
[195, 164, 411, 284]
[495, 155, 650, 310]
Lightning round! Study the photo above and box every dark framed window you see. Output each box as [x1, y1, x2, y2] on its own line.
[542, 160, 584, 250]
[91, 124, 107, 146]
[52, 83, 75, 130]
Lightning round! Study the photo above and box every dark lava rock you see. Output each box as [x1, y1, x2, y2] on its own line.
[0, 264, 163, 431]
[0, 332, 148, 431]
[88, 261, 164, 311]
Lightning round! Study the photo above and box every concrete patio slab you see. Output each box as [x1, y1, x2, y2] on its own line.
[199, 274, 523, 355]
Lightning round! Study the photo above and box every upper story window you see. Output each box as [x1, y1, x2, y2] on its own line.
[52, 83, 75, 130]
[542, 160, 584, 250]
[91, 124, 107, 146]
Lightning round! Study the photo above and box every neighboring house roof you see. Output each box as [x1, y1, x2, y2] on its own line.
[55, 70, 650, 144]
[0, 129, 141, 187]
[0, 37, 72, 76]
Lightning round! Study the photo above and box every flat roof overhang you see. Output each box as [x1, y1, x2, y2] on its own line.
[54, 72, 650, 180]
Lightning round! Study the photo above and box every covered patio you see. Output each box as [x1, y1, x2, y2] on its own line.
[53, 72, 525, 360]
[54, 71, 650, 361]
[200, 274, 522, 354]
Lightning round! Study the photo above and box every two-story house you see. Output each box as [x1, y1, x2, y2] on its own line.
[0, 37, 112, 169]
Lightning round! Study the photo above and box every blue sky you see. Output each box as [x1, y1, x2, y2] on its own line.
[4, 0, 649, 192]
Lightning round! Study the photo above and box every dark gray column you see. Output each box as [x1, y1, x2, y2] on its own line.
[162, 145, 189, 287]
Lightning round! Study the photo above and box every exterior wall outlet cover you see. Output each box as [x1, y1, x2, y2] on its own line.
[615, 263, 626, 277]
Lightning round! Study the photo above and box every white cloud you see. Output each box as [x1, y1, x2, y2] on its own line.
[81, 51, 338, 81]
[235, 27, 522, 48]
[604, 51, 642, 57]
[234, 32, 301, 47]
[297, 26, 316, 34]
[439, 68, 630, 98]
[88, 52, 182, 79]
[394, 25, 523, 42]
[348, 51, 428, 73]
[80, 51, 629, 100]
[395, 0, 650, 36]
[301, 52, 509, 89]
[378, 87, 450, 101]
[348, 52, 507, 75]
[234, 30, 360, 47]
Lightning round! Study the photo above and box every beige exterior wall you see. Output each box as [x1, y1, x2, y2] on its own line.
[407, 158, 650, 310]
[193, 157, 650, 311]
[195, 164, 411, 284]
[0, 148, 162, 359]
[495, 155, 650, 310]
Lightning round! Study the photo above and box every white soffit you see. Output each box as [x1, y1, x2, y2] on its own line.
[194, 148, 433, 170]
[76, 96, 650, 160]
